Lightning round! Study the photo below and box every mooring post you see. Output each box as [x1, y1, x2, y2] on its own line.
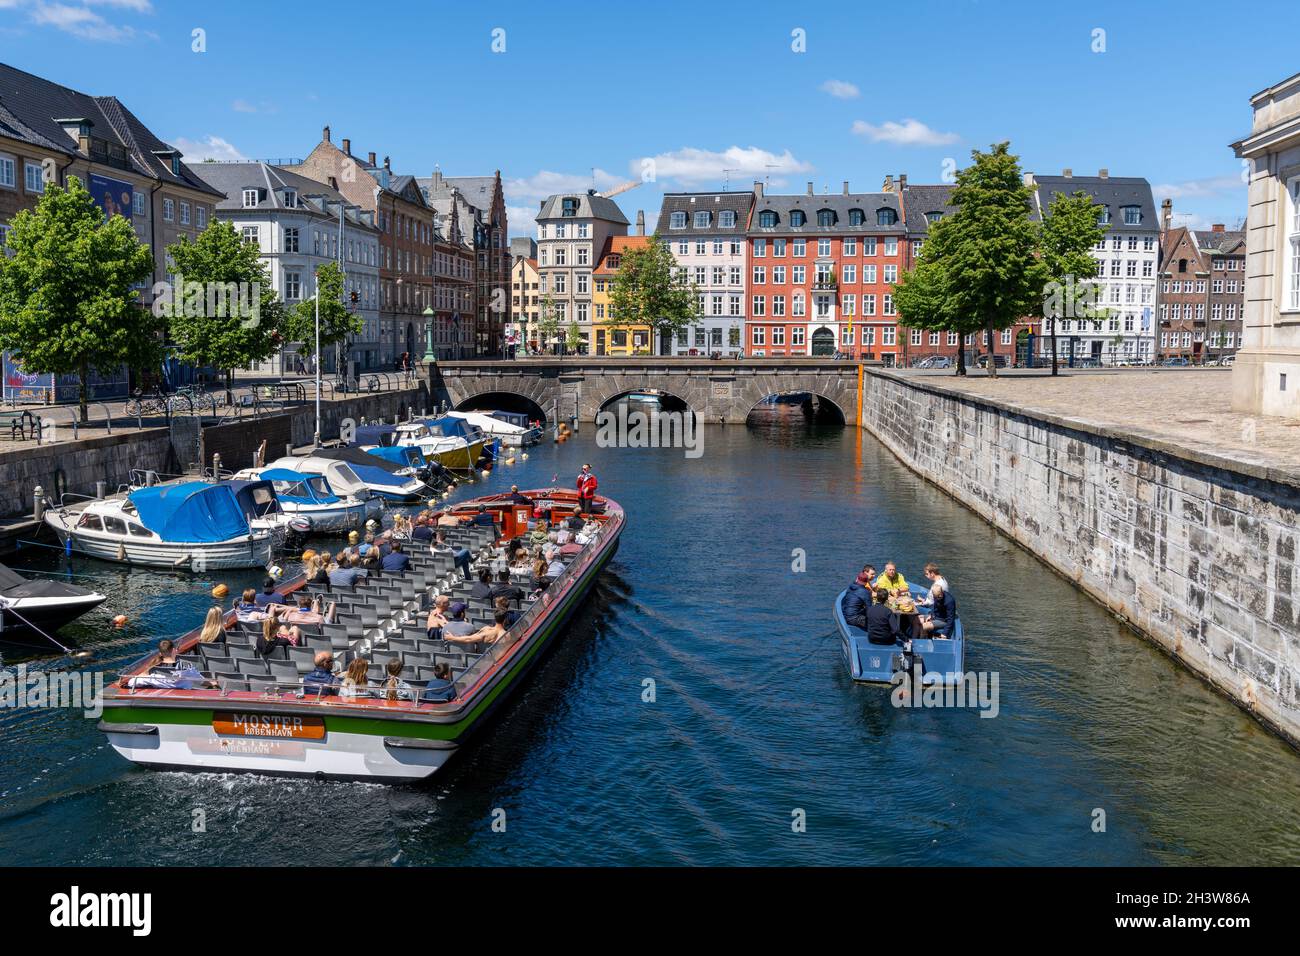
[212, 453, 222, 480]
[33, 485, 45, 522]
[95, 480, 106, 499]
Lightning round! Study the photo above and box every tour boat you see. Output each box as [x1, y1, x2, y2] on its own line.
[445, 409, 541, 447]
[261, 454, 428, 505]
[246, 468, 381, 534]
[43, 481, 281, 570]
[96, 488, 623, 782]
[834, 582, 966, 686]
[0, 563, 106, 640]
[393, 416, 488, 470]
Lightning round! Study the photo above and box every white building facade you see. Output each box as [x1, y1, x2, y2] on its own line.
[535, 191, 629, 353]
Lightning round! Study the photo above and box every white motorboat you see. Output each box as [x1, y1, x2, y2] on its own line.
[235, 467, 380, 533]
[260, 455, 428, 504]
[445, 410, 541, 447]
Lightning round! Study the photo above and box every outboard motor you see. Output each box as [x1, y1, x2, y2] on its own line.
[283, 516, 312, 553]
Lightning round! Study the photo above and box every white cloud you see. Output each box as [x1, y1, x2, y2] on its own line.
[851, 118, 960, 146]
[171, 135, 246, 164]
[22, 0, 151, 42]
[503, 168, 624, 235]
[232, 99, 257, 113]
[631, 146, 814, 188]
[820, 79, 860, 100]
[1153, 174, 1245, 200]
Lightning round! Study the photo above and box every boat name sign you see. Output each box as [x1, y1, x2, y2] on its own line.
[212, 712, 325, 739]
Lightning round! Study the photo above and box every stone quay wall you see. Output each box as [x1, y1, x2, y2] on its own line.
[863, 370, 1300, 747]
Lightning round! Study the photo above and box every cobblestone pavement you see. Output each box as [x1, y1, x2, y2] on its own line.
[885, 367, 1300, 481]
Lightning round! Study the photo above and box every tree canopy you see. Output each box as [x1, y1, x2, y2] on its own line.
[1038, 189, 1109, 374]
[285, 261, 363, 366]
[0, 175, 160, 420]
[607, 235, 699, 343]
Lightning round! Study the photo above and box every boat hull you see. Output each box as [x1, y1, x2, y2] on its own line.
[835, 584, 966, 686]
[279, 499, 379, 534]
[422, 439, 487, 469]
[44, 511, 276, 570]
[1, 593, 107, 637]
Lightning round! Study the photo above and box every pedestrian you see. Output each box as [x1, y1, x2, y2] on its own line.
[576, 463, 598, 514]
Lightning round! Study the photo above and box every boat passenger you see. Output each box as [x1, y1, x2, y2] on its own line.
[874, 562, 908, 596]
[841, 567, 874, 629]
[233, 589, 266, 623]
[411, 516, 435, 542]
[531, 554, 551, 589]
[198, 606, 227, 644]
[436, 511, 461, 528]
[302, 651, 340, 695]
[254, 577, 284, 608]
[915, 562, 949, 609]
[340, 656, 370, 699]
[565, 510, 585, 532]
[383, 658, 413, 702]
[432, 530, 471, 577]
[426, 594, 451, 641]
[306, 553, 331, 589]
[442, 602, 476, 639]
[257, 610, 298, 657]
[508, 485, 533, 505]
[914, 574, 957, 641]
[420, 663, 456, 703]
[494, 595, 522, 628]
[488, 569, 525, 605]
[282, 593, 332, 626]
[154, 639, 185, 668]
[381, 541, 411, 573]
[576, 464, 598, 514]
[865, 588, 901, 646]
[545, 555, 566, 578]
[469, 504, 496, 528]
[469, 568, 494, 601]
[444, 610, 509, 647]
[328, 554, 364, 589]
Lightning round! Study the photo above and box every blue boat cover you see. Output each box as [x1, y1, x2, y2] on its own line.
[418, 416, 479, 441]
[127, 482, 250, 543]
[355, 424, 399, 447]
[366, 445, 426, 470]
[258, 469, 342, 505]
[350, 463, 413, 489]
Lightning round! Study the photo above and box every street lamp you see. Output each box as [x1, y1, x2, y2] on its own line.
[312, 288, 321, 448]
[421, 306, 437, 364]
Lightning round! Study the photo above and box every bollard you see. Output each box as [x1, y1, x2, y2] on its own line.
[95, 480, 106, 499]
[33, 485, 45, 522]
[285, 443, 293, 458]
[212, 453, 222, 480]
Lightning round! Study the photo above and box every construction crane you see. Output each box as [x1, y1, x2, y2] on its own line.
[598, 179, 643, 199]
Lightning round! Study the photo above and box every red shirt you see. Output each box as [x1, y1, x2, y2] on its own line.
[577, 472, 598, 496]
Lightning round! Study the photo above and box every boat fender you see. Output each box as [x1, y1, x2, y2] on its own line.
[117, 543, 127, 562]
[287, 517, 312, 535]
[112, 614, 128, 629]
[212, 583, 229, 598]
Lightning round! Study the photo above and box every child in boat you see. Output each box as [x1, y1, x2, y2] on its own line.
[340, 656, 370, 698]
[233, 588, 266, 623]
[420, 663, 456, 702]
[383, 658, 413, 701]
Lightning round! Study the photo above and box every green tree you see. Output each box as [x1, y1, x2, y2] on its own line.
[0, 176, 161, 421]
[894, 221, 983, 375]
[565, 320, 583, 354]
[535, 292, 560, 353]
[1038, 189, 1108, 374]
[285, 261, 363, 375]
[608, 234, 699, 352]
[163, 221, 286, 397]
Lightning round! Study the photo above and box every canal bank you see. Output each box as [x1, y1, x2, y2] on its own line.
[862, 368, 1300, 749]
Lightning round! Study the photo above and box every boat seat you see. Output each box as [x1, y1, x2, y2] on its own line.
[237, 658, 270, 675]
[246, 675, 277, 691]
[403, 652, 433, 667]
[228, 646, 258, 661]
[267, 662, 298, 682]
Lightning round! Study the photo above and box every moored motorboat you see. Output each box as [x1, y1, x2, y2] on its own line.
[307, 447, 435, 502]
[249, 468, 379, 534]
[260, 454, 428, 505]
[834, 581, 965, 685]
[445, 409, 541, 447]
[393, 416, 488, 470]
[96, 488, 623, 781]
[43, 482, 281, 570]
[0, 564, 107, 640]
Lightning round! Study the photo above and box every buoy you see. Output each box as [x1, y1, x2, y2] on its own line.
[268, 564, 283, 580]
[521, 453, 529, 461]
[211, 583, 229, 599]
[505, 457, 515, 466]
[481, 469, 491, 478]
[112, 614, 128, 629]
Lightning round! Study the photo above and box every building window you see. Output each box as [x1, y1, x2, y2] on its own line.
[241, 225, 259, 246]
[284, 227, 299, 253]
[818, 238, 831, 257]
[0, 155, 14, 189]
[669, 211, 687, 229]
[242, 189, 259, 208]
[284, 270, 301, 300]
[24, 161, 44, 193]
[196, 205, 206, 228]
[179, 202, 191, 225]
[758, 210, 778, 228]
[694, 210, 711, 228]
[720, 210, 737, 229]
[848, 209, 864, 227]
[132, 192, 146, 217]
[752, 295, 765, 316]
[790, 210, 806, 227]
[876, 208, 897, 226]
[773, 239, 786, 257]
[163, 198, 175, 221]
[283, 189, 297, 208]
[1288, 176, 1300, 310]
[1122, 206, 1141, 225]
[752, 326, 765, 346]
[792, 327, 805, 347]
[772, 295, 785, 317]
[817, 209, 835, 227]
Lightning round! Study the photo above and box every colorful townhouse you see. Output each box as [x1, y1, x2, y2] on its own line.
[592, 234, 652, 354]
[745, 180, 907, 361]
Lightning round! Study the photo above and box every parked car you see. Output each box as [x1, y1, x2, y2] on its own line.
[1162, 356, 1191, 367]
[1075, 357, 1102, 368]
[927, 356, 952, 369]
[975, 354, 1008, 369]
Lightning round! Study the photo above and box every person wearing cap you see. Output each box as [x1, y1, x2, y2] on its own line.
[508, 484, 532, 505]
[442, 601, 476, 639]
[841, 564, 875, 630]
[254, 577, 284, 608]
[576, 464, 597, 514]
[469, 504, 496, 528]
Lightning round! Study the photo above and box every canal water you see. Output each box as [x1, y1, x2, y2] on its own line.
[1, 408, 1298, 866]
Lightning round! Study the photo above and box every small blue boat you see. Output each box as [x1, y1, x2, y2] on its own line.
[835, 582, 966, 686]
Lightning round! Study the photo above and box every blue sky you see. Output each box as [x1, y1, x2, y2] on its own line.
[2, 0, 1294, 236]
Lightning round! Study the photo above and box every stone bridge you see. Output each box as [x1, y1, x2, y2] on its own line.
[429, 358, 864, 424]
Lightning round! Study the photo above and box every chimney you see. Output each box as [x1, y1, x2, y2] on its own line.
[806, 181, 814, 196]
[384, 156, 391, 170]
[322, 124, 331, 143]
[882, 175, 894, 192]
[1023, 172, 1035, 187]
[899, 174, 907, 190]
[753, 180, 763, 199]
[1062, 167, 1072, 178]
[1161, 198, 1172, 232]
[1212, 223, 1225, 232]
[636, 210, 645, 236]
[341, 138, 351, 155]
[1098, 168, 1109, 179]
[368, 151, 376, 167]
[843, 181, 850, 195]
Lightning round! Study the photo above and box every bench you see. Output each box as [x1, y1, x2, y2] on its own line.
[0, 409, 41, 441]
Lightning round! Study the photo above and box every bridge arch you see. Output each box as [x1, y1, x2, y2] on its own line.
[582, 381, 700, 423]
[453, 390, 549, 426]
[743, 390, 848, 425]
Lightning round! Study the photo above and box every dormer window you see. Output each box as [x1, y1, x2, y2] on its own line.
[242, 189, 259, 208]
[561, 197, 578, 217]
[876, 207, 897, 226]
[758, 210, 778, 228]
[1098, 206, 1111, 224]
[720, 210, 737, 229]
[283, 189, 297, 208]
[670, 211, 687, 229]
[817, 209, 836, 227]
[848, 209, 865, 227]
[694, 210, 711, 228]
[926, 211, 943, 223]
[789, 210, 806, 227]
[1122, 205, 1141, 225]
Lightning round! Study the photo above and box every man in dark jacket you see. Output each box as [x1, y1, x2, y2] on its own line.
[840, 565, 875, 629]
[865, 588, 900, 646]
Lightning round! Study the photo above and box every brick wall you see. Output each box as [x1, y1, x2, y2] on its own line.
[863, 369, 1300, 746]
